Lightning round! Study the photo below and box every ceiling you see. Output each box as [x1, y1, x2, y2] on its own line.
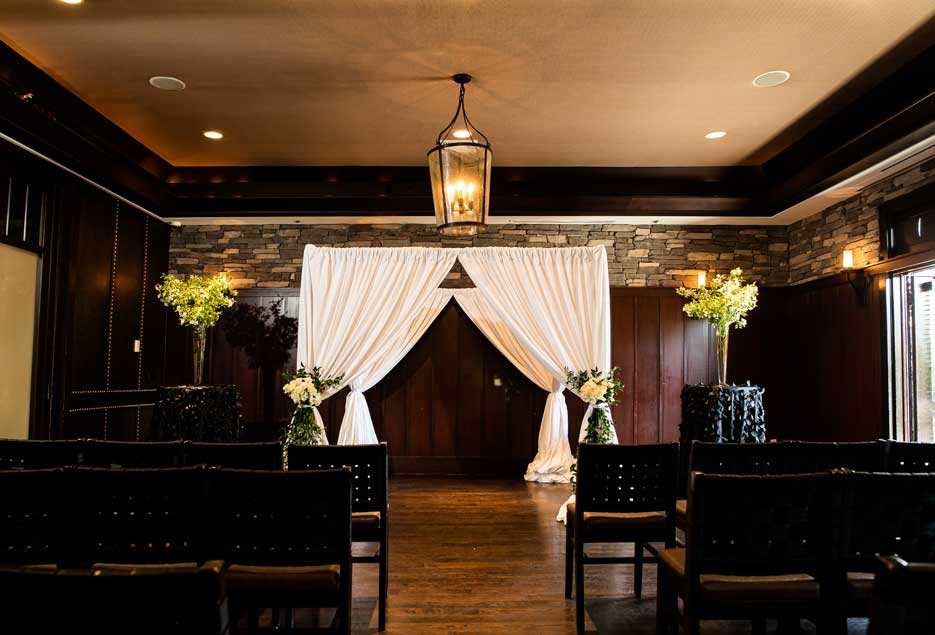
[1, 1, 933, 168]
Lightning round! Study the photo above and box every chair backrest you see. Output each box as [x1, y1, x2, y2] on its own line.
[0, 469, 66, 564]
[840, 471, 935, 571]
[0, 439, 86, 470]
[286, 443, 387, 513]
[69, 467, 205, 566]
[207, 468, 352, 567]
[685, 472, 832, 578]
[689, 440, 888, 476]
[184, 441, 282, 470]
[688, 441, 779, 475]
[576, 442, 679, 515]
[869, 556, 935, 635]
[82, 440, 184, 468]
[777, 441, 886, 474]
[885, 441, 935, 472]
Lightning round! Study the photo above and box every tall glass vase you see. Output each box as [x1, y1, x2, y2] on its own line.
[716, 331, 729, 386]
[192, 325, 207, 386]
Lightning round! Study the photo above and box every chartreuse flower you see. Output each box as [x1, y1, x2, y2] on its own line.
[156, 272, 237, 328]
[675, 268, 758, 337]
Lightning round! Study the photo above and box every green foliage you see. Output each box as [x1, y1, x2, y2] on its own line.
[156, 272, 236, 328]
[676, 268, 758, 337]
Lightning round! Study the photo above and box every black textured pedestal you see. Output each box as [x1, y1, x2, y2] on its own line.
[152, 385, 242, 441]
[679, 384, 766, 490]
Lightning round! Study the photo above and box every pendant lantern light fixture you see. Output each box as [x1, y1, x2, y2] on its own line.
[428, 74, 492, 237]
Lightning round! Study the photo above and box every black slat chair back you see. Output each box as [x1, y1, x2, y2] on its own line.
[82, 440, 184, 468]
[69, 467, 204, 566]
[841, 472, 935, 570]
[778, 441, 886, 473]
[885, 441, 935, 472]
[286, 443, 387, 513]
[0, 469, 64, 564]
[208, 468, 352, 566]
[0, 439, 86, 470]
[577, 442, 679, 514]
[687, 472, 832, 577]
[185, 441, 282, 470]
[688, 441, 778, 475]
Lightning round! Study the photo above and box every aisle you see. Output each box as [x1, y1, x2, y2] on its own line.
[286, 477, 861, 634]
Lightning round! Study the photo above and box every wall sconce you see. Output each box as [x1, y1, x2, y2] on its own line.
[842, 249, 854, 269]
[842, 249, 869, 306]
[697, 271, 707, 287]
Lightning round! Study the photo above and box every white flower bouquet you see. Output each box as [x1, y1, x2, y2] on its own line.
[281, 364, 345, 466]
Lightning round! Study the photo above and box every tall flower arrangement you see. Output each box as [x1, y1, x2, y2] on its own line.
[156, 272, 236, 385]
[281, 364, 344, 468]
[676, 267, 758, 385]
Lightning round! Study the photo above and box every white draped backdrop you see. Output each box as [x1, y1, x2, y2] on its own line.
[296, 244, 615, 486]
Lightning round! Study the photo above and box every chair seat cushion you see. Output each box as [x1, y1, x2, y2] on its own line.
[701, 573, 820, 604]
[91, 562, 201, 575]
[846, 571, 875, 602]
[226, 564, 340, 595]
[352, 511, 382, 531]
[675, 498, 687, 528]
[567, 502, 667, 530]
[656, 547, 819, 604]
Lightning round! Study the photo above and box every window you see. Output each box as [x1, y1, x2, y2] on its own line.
[887, 267, 935, 441]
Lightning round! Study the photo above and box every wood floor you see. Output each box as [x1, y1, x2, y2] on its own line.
[273, 477, 869, 634]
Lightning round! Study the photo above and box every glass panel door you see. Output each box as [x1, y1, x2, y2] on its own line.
[888, 268, 935, 441]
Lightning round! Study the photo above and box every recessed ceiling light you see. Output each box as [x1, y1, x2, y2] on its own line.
[753, 70, 791, 88]
[704, 130, 727, 139]
[203, 130, 224, 140]
[59, 0, 83, 4]
[452, 129, 471, 139]
[149, 76, 186, 91]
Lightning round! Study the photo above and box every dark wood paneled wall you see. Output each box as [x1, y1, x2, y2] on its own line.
[0, 139, 171, 440]
[731, 277, 887, 442]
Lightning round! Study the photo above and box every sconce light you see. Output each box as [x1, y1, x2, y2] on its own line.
[842, 249, 854, 269]
[842, 249, 869, 306]
[697, 271, 707, 287]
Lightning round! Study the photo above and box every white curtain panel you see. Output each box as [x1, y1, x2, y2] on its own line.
[452, 289, 574, 483]
[458, 246, 614, 424]
[458, 246, 615, 520]
[297, 246, 458, 444]
[337, 289, 454, 445]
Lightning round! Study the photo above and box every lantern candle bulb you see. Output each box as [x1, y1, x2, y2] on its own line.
[697, 271, 707, 287]
[842, 249, 854, 269]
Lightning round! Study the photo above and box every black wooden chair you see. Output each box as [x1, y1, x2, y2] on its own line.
[208, 468, 353, 635]
[869, 555, 935, 635]
[657, 472, 834, 635]
[885, 440, 935, 472]
[81, 439, 184, 468]
[0, 438, 87, 470]
[0, 560, 230, 634]
[185, 441, 283, 470]
[69, 466, 205, 567]
[287, 443, 389, 631]
[835, 471, 935, 622]
[676, 441, 781, 534]
[566, 442, 679, 633]
[675, 441, 889, 534]
[0, 468, 67, 568]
